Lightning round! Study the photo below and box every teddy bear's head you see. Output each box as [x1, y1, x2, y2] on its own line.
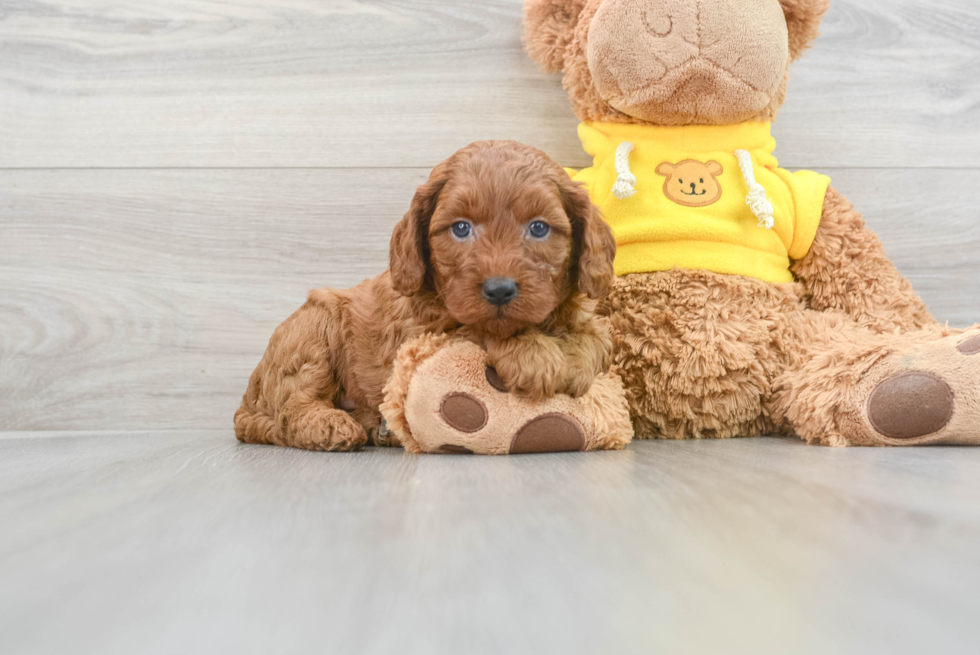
[525, 0, 830, 125]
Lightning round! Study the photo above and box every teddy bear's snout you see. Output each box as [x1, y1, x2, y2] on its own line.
[586, 0, 790, 125]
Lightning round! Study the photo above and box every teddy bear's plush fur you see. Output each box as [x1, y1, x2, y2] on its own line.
[523, 0, 980, 446]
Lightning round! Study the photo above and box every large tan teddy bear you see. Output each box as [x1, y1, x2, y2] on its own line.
[522, 0, 980, 446]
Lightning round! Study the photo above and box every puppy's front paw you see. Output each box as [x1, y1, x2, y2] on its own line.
[557, 338, 611, 398]
[489, 338, 565, 401]
[289, 408, 368, 452]
[558, 362, 596, 398]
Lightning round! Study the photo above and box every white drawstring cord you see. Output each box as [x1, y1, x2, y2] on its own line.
[735, 149, 774, 229]
[612, 141, 637, 200]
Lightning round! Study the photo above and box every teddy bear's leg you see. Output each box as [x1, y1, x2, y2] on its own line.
[771, 311, 980, 447]
[792, 187, 936, 334]
[599, 270, 799, 440]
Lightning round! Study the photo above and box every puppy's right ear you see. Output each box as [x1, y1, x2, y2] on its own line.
[524, 0, 586, 74]
[390, 166, 448, 296]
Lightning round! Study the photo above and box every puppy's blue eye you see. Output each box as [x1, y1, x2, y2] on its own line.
[451, 221, 472, 239]
[528, 220, 550, 239]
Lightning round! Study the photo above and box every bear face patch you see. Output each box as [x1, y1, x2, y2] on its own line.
[656, 159, 724, 207]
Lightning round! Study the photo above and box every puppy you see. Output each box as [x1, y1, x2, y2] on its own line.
[234, 141, 617, 451]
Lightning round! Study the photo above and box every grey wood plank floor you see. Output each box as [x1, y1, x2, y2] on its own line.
[2, 0, 979, 430]
[2, 433, 980, 655]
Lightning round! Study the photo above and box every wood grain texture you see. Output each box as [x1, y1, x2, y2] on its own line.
[0, 168, 426, 430]
[1, 433, 980, 655]
[2, 167, 979, 431]
[1, 0, 978, 169]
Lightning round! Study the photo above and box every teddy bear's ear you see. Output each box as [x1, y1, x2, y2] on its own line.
[778, 0, 831, 61]
[707, 161, 724, 176]
[655, 162, 675, 177]
[524, 0, 587, 74]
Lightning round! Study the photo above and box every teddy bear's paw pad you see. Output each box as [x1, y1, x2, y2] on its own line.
[957, 334, 980, 356]
[867, 371, 954, 440]
[436, 444, 475, 455]
[510, 413, 585, 454]
[439, 393, 488, 433]
[485, 366, 508, 392]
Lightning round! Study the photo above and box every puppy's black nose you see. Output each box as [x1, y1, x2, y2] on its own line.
[483, 277, 518, 306]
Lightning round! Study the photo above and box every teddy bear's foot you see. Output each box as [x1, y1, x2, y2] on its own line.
[437, 373, 590, 454]
[785, 327, 980, 447]
[381, 336, 633, 455]
[851, 330, 980, 446]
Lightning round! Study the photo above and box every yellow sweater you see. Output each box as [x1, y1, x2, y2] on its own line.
[569, 121, 831, 284]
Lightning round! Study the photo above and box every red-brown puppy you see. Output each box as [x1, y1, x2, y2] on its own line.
[235, 141, 617, 451]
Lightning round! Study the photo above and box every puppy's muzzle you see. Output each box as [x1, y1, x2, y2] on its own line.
[483, 277, 518, 306]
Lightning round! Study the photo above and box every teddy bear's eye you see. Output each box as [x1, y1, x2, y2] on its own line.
[700, 178, 704, 184]
[678, 179, 683, 184]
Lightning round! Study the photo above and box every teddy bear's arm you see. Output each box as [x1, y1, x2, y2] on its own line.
[791, 186, 935, 334]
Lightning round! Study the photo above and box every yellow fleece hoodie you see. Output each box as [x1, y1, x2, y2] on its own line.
[569, 121, 831, 284]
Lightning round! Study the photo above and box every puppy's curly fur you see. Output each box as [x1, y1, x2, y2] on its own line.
[234, 141, 617, 451]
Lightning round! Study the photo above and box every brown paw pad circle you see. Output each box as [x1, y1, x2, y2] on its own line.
[437, 444, 474, 455]
[485, 366, 509, 392]
[439, 393, 488, 433]
[957, 335, 980, 356]
[510, 413, 585, 454]
[868, 371, 954, 440]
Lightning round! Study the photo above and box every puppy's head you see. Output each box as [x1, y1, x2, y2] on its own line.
[390, 141, 615, 339]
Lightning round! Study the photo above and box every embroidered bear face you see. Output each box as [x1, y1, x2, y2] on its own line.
[656, 160, 724, 207]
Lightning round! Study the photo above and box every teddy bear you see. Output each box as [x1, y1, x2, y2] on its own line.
[511, 0, 980, 447]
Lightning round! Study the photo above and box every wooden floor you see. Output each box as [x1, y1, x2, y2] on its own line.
[2, 0, 980, 652]
[2, 433, 980, 655]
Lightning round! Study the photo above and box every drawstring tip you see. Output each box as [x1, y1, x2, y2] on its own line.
[613, 141, 637, 200]
[746, 192, 775, 230]
[612, 180, 637, 200]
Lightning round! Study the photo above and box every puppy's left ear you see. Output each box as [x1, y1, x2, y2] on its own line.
[390, 164, 448, 296]
[561, 179, 616, 300]
[778, 0, 830, 61]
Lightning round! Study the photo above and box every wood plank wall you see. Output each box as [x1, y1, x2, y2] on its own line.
[2, 0, 979, 431]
